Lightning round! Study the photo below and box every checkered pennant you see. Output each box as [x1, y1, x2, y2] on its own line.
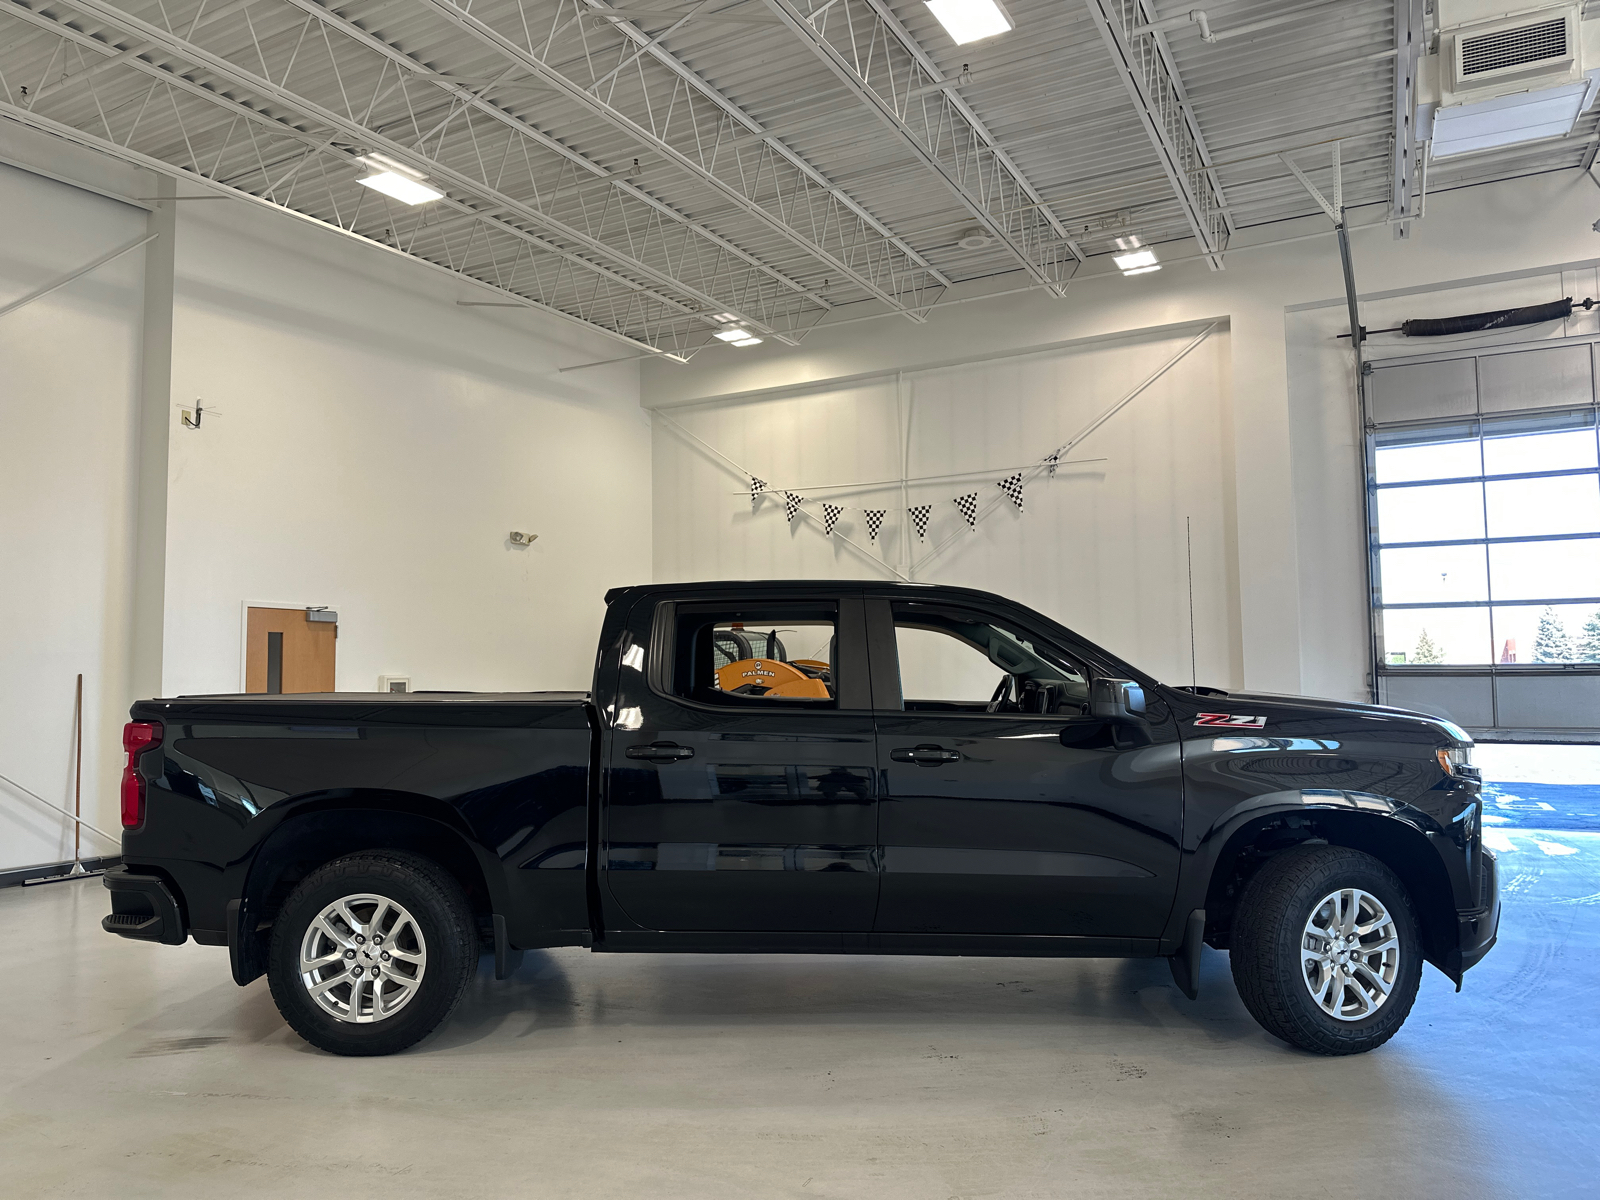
[864, 509, 886, 542]
[1043, 452, 1060, 478]
[749, 476, 768, 513]
[783, 491, 805, 524]
[822, 503, 844, 535]
[908, 504, 932, 541]
[953, 493, 979, 527]
[996, 472, 1025, 512]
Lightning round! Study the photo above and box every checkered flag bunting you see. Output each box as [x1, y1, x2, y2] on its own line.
[783, 492, 804, 524]
[908, 504, 932, 541]
[1043, 452, 1060, 478]
[954, 493, 979, 527]
[749, 476, 768, 512]
[997, 472, 1025, 512]
[823, 503, 844, 535]
[864, 509, 886, 542]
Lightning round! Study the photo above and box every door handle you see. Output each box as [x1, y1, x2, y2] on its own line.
[625, 741, 695, 763]
[890, 744, 962, 766]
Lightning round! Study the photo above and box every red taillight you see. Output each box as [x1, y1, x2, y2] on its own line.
[120, 721, 163, 828]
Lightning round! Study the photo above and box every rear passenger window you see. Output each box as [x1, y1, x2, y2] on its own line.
[672, 605, 839, 708]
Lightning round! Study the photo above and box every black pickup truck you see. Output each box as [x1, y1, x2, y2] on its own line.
[106, 580, 1498, 1057]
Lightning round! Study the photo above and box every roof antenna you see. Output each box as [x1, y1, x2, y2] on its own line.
[1186, 515, 1197, 689]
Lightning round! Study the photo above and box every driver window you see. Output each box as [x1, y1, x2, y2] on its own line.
[673, 605, 839, 707]
[891, 604, 1088, 715]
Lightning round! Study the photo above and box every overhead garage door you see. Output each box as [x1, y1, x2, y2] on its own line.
[1366, 338, 1600, 739]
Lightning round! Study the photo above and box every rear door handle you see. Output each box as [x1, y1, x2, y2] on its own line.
[625, 741, 694, 763]
[890, 744, 962, 765]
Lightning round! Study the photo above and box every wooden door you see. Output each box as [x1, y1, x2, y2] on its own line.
[245, 607, 336, 693]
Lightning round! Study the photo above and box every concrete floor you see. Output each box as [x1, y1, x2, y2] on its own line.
[2, 828, 1596, 1199]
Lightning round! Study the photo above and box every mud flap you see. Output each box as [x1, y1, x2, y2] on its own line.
[1168, 908, 1205, 1001]
[493, 913, 525, 981]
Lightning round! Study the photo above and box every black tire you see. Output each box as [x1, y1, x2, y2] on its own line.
[1230, 845, 1422, 1056]
[267, 851, 477, 1056]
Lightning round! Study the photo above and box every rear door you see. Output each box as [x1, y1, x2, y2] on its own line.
[868, 597, 1183, 943]
[601, 592, 879, 938]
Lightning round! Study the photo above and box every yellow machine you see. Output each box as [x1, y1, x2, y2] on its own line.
[714, 658, 831, 699]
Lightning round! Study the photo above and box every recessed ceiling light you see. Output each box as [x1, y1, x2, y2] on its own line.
[730, 336, 763, 347]
[355, 153, 443, 205]
[925, 0, 1013, 45]
[1113, 248, 1160, 276]
[714, 326, 752, 342]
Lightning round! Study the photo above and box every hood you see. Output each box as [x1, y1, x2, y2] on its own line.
[1191, 689, 1473, 744]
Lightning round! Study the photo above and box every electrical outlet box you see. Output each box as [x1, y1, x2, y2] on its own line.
[378, 675, 411, 693]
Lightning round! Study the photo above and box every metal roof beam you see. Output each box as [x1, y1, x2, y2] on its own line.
[275, 0, 830, 343]
[14, 0, 824, 343]
[759, 0, 1082, 296]
[413, 0, 946, 319]
[1082, 0, 1228, 268]
[1389, 0, 1425, 237]
[0, 99, 692, 360]
[2, 1, 727, 352]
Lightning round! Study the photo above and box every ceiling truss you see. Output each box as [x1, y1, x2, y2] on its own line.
[762, 0, 1084, 296]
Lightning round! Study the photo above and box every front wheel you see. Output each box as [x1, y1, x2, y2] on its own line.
[267, 851, 477, 1056]
[1230, 845, 1422, 1055]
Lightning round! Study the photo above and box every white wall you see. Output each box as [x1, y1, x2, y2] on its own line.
[653, 326, 1241, 687]
[0, 161, 146, 869]
[1, 130, 654, 873]
[644, 168, 1600, 703]
[163, 200, 652, 696]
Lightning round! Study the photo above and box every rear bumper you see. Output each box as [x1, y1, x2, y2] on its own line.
[102, 867, 187, 946]
[1456, 847, 1500, 975]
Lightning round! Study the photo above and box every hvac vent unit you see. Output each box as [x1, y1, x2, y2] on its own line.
[1441, 5, 1581, 102]
[1419, 1, 1600, 157]
[1461, 17, 1567, 76]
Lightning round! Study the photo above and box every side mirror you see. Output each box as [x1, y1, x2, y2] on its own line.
[1089, 677, 1146, 721]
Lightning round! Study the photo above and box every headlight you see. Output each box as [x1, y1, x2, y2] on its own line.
[1437, 746, 1476, 778]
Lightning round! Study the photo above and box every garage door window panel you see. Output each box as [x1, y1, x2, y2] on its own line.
[1375, 407, 1600, 676]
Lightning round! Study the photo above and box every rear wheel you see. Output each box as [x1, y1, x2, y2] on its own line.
[1230, 845, 1422, 1055]
[267, 851, 477, 1056]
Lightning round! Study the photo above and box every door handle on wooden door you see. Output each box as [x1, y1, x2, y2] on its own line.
[889, 745, 962, 765]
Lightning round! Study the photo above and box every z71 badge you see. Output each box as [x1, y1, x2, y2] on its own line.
[1194, 713, 1268, 728]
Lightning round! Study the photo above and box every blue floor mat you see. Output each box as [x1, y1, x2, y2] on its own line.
[1482, 780, 1600, 832]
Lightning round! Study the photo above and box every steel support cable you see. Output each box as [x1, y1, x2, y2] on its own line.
[0, 231, 156, 319]
[0, 769, 121, 849]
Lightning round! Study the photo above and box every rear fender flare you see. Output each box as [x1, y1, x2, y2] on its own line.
[229, 791, 509, 985]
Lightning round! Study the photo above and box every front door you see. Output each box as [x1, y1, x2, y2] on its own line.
[868, 597, 1183, 942]
[602, 594, 879, 938]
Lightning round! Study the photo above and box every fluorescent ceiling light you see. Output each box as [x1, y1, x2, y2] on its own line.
[355, 153, 443, 205]
[730, 336, 763, 347]
[925, 0, 1013, 45]
[714, 326, 753, 342]
[709, 311, 739, 322]
[358, 171, 444, 205]
[1113, 248, 1159, 275]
